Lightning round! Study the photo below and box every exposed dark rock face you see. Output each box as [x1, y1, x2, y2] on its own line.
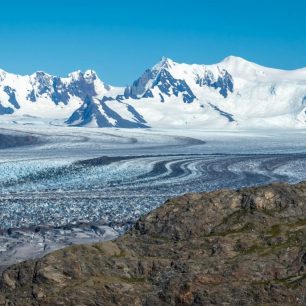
[3, 86, 20, 109]
[30, 71, 98, 105]
[66, 96, 148, 128]
[208, 103, 235, 122]
[124, 63, 196, 103]
[196, 69, 234, 98]
[1, 181, 306, 305]
[0, 105, 14, 115]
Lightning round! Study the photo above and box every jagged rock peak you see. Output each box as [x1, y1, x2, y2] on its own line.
[84, 69, 98, 80]
[154, 56, 175, 70]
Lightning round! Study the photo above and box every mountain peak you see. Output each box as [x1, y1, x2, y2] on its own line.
[217, 55, 269, 78]
[84, 69, 98, 81]
[68, 70, 83, 79]
[160, 56, 173, 63]
[84, 69, 97, 77]
[220, 55, 252, 65]
[154, 56, 175, 70]
[31, 71, 52, 77]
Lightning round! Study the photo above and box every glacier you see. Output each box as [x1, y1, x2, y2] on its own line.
[1, 125, 306, 269]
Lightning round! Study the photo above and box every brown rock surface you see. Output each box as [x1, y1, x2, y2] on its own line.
[1, 182, 306, 305]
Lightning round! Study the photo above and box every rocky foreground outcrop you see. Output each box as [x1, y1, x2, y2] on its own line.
[1, 182, 306, 305]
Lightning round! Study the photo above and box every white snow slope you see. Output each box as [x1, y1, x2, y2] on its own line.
[1, 56, 306, 129]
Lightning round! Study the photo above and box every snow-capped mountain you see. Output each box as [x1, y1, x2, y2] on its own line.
[0, 69, 107, 117]
[1, 56, 306, 128]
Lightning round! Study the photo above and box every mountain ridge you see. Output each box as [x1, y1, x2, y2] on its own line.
[1, 56, 306, 128]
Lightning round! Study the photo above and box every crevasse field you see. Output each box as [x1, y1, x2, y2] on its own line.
[1, 125, 306, 270]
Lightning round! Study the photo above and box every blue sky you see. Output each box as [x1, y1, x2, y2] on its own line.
[0, 0, 305, 85]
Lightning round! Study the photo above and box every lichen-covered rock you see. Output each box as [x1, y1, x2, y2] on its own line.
[1, 182, 306, 305]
